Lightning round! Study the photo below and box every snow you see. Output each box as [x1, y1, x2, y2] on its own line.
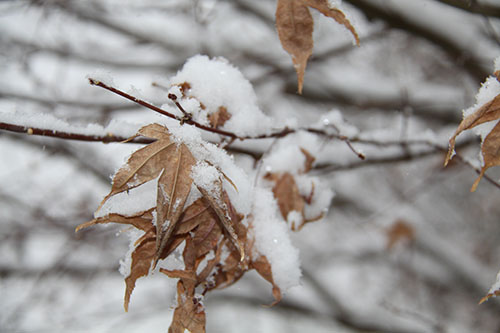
[262, 132, 320, 174]
[297, 175, 334, 220]
[319, 109, 359, 138]
[2, 1, 500, 332]
[165, 120, 303, 290]
[167, 121, 253, 216]
[264, 146, 307, 174]
[287, 210, 303, 229]
[251, 187, 301, 292]
[168, 55, 275, 136]
[191, 161, 221, 198]
[328, 0, 342, 8]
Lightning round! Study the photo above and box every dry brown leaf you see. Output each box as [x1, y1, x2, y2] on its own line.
[272, 172, 305, 230]
[445, 94, 500, 167]
[175, 198, 211, 234]
[471, 121, 500, 191]
[101, 141, 174, 207]
[97, 124, 197, 266]
[197, 183, 245, 260]
[276, 0, 359, 94]
[76, 209, 154, 233]
[250, 255, 282, 305]
[155, 143, 196, 262]
[276, 0, 313, 94]
[386, 220, 415, 250]
[208, 106, 231, 128]
[192, 212, 222, 258]
[98, 124, 177, 209]
[124, 230, 156, 311]
[444, 91, 500, 191]
[79, 123, 287, 332]
[204, 242, 247, 292]
[78, 187, 218, 313]
[168, 281, 206, 333]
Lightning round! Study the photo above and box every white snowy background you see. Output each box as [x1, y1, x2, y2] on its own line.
[1, 0, 500, 332]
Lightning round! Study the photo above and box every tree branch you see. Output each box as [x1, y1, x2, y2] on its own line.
[0, 121, 152, 144]
[89, 78, 366, 158]
[344, 0, 490, 82]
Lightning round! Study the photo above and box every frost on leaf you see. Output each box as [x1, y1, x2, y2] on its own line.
[76, 123, 286, 333]
[275, 0, 359, 94]
[479, 270, 500, 305]
[444, 71, 500, 191]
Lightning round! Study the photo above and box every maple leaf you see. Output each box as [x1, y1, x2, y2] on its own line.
[77, 201, 210, 311]
[95, 123, 196, 261]
[444, 92, 500, 191]
[76, 122, 288, 332]
[276, 0, 359, 94]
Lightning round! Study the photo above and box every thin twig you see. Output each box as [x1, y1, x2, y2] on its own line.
[0, 121, 152, 144]
[89, 78, 364, 158]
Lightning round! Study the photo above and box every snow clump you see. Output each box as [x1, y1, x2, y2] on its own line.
[168, 55, 275, 136]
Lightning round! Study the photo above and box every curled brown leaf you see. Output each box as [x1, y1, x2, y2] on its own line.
[445, 94, 500, 167]
[276, 0, 314, 94]
[272, 172, 305, 230]
[155, 143, 196, 264]
[276, 0, 359, 94]
[197, 183, 245, 261]
[471, 121, 500, 192]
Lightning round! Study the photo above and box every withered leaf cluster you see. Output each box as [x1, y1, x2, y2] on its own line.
[445, 71, 500, 192]
[276, 0, 359, 94]
[77, 124, 280, 333]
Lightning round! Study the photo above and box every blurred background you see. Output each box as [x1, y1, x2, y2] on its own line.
[1, 0, 500, 332]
